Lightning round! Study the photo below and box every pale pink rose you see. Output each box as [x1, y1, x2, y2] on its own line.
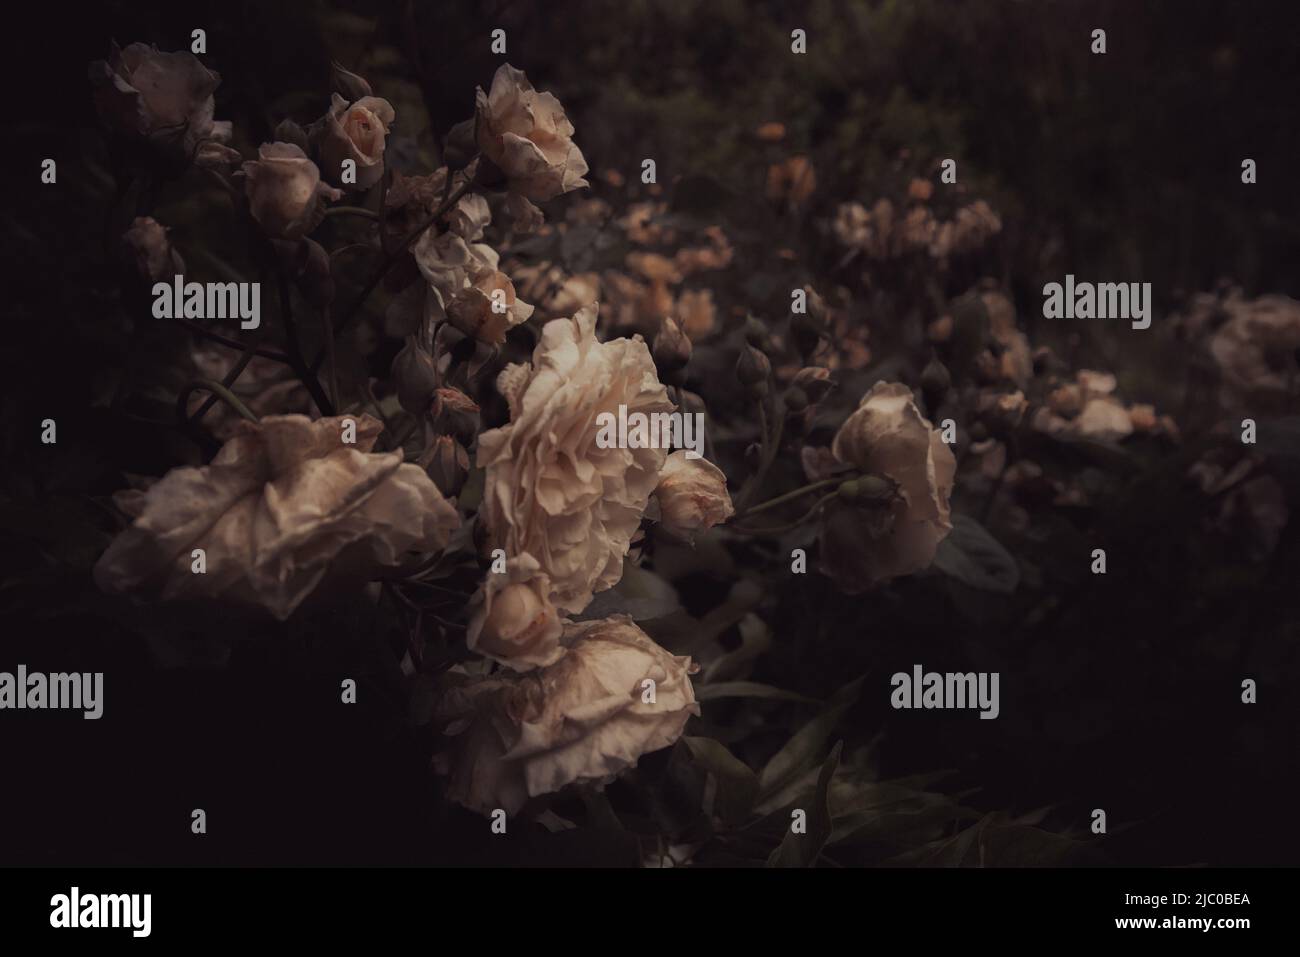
[477, 304, 673, 614]
[241, 143, 343, 240]
[652, 452, 733, 542]
[475, 64, 589, 201]
[94, 414, 459, 620]
[89, 42, 223, 158]
[466, 554, 564, 672]
[315, 93, 396, 190]
[823, 381, 957, 589]
[436, 616, 698, 814]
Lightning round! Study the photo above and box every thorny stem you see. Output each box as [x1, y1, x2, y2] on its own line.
[311, 176, 477, 374]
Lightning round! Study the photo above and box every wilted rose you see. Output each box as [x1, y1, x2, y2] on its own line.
[89, 42, 224, 159]
[122, 216, 184, 283]
[466, 554, 564, 671]
[445, 268, 535, 346]
[314, 93, 396, 190]
[652, 452, 733, 542]
[475, 64, 589, 201]
[822, 382, 956, 590]
[477, 304, 673, 614]
[94, 414, 459, 620]
[241, 143, 343, 240]
[436, 616, 698, 814]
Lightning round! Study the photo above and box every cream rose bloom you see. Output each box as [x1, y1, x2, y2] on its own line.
[241, 143, 343, 240]
[436, 616, 698, 815]
[94, 414, 459, 620]
[89, 42, 223, 158]
[467, 553, 564, 672]
[652, 452, 734, 542]
[477, 304, 673, 614]
[475, 64, 589, 202]
[822, 382, 957, 590]
[315, 93, 396, 190]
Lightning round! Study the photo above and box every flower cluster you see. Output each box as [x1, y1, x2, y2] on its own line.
[90, 54, 733, 816]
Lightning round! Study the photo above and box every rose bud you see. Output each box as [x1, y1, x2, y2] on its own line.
[122, 216, 184, 283]
[314, 93, 396, 191]
[429, 387, 480, 444]
[273, 117, 310, 152]
[736, 345, 771, 395]
[241, 143, 343, 240]
[391, 338, 439, 414]
[443, 117, 478, 172]
[329, 61, 373, 101]
[792, 366, 833, 403]
[743, 315, 771, 351]
[652, 451, 734, 543]
[653, 317, 692, 384]
[920, 354, 952, 410]
[420, 434, 470, 498]
[466, 554, 564, 671]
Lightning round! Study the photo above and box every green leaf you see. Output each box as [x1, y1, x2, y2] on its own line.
[683, 737, 759, 824]
[757, 676, 864, 804]
[579, 561, 681, 621]
[933, 513, 1020, 593]
[696, 681, 819, 705]
[767, 741, 842, 867]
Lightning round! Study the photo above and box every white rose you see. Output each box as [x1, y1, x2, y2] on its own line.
[436, 616, 698, 814]
[477, 304, 673, 614]
[94, 414, 459, 619]
[475, 64, 589, 202]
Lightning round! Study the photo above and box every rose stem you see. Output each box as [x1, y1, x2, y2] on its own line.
[323, 206, 380, 221]
[278, 270, 336, 416]
[177, 379, 260, 425]
[310, 175, 477, 375]
[736, 477, 844, 519]
[174, 317, 291, 364]
[731, 491, 838, 537]
[188, 339, 258, 426]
